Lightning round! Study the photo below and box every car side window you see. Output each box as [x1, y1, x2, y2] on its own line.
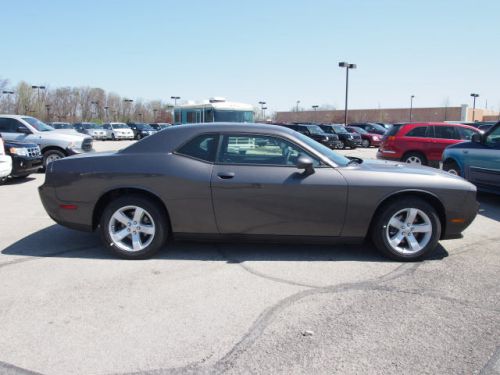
[433, 126, 459, 140]
[217, 134, 320, 167]
[405, 126, 428, 137]
[485, 126, 500, 149]
[0, 118, 22, 132]
[456, 127, 476, 140]
[176, 134, 219, 163]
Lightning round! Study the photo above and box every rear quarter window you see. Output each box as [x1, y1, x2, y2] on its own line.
[385, 124, 402, 137]
[176, 134, 219, 163]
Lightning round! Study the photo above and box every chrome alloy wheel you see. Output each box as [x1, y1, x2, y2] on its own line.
[45, 153, 62, 164]
[108, 205, 156, 252]
[405, 156, 422, 165]
[385, 208, 432, 254]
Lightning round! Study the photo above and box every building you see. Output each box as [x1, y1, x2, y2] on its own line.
[174, 97, 254, 125]
[275, 105, 499, 124]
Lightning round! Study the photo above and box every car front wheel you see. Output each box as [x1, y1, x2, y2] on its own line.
[43, 149, 65, 168]
[361, 139, 370, 148]
[371, 198, 441, 261]
[100, 195, 168, 259]
[443, 160, 461, 176]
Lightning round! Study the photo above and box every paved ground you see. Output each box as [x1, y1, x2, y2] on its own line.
[0, 141, 499, 375]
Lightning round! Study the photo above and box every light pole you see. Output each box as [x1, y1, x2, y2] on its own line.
[123, 99, 133, 121]
[296, 100, 300, 112]
[138, 113, 143, 122]
[153, 108, 158, 121]
[31, 85, 46, 116]
[45, 104, 51, 122]
[470, 93, 479, 122]
[2, 90, 14, 114]
[338, 62, 357, 125]
[312, 105, 319, 123]
[262, 107, 267, 121]
[104, 106, 109, 121]
[409, 95, 415, 121]
[171, 96, 180, 124]
[91, 100, 99, 120]
[258, 101, 266, 120]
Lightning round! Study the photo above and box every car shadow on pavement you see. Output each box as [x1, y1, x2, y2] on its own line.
[1, 224, 449, 263]
[4, 177, 37, 185]
[477, 192, 500, 222]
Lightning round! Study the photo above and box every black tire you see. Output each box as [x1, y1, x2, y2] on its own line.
[402, 152, 427, 166]
[137, 134, 142, 140]
[371, 197, 441, 261]
[339, 140, 346, 149]
[43, 149, 66, 168]
[361, 139, 370, 148]
[12, 173, 31, 179]
[99, 194, 168, 259]
[0, 176, 7, 185]
[443, 160, 461, 176]
[350, 145, 357, 150]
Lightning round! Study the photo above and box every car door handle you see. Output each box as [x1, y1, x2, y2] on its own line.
[217, 172, 235, 179]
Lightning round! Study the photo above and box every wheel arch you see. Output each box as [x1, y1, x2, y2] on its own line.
[92, 187, 172, 233]
[369, 190, 446, 239]
[443, 155, 463, 173]
[41, 145, 68, 156]
[401, 150, 427, 163]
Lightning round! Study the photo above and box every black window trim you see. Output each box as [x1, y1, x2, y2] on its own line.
[173, 132, 221, 164]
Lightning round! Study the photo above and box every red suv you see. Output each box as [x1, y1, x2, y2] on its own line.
[377, 122, 479, 167]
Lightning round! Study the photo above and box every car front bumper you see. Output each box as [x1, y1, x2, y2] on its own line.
[10, 155, 43, 177]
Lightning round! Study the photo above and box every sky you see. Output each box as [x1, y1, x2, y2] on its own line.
[1, 0, 499, 114]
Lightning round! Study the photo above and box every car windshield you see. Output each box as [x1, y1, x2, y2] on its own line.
[137, 124, 154, 130]
[333, 125, 349, 133]
[369, 123, 388, 133]
[112, 124, 129, 129]
[294, 131, 351, 167]
[351, 126, 368, 134]
[305, 125, 325, 135]
[22, 117, 54, 132]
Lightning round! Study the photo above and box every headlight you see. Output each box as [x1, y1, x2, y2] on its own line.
[373, 136, 380, 141]
[9, 147, 29, 156]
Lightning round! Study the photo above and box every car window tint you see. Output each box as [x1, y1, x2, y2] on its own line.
[433, 126, 459, 140]
[485, 126, 500, 148]
[0, 118, 21, 132]
[405, 126, 428, 137]
[456, 127, 476, 140]
[177, 134, 218, 162]
[385, 124, 401, 137]
[218, 134, 319, 166]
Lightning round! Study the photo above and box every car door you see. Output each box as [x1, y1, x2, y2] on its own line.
[426, 126, 460, 162]
[211, 133, 348, 236]
[466, 125, 500, 189]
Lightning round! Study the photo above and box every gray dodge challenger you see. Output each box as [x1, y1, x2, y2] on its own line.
[39, 123, 478, 261]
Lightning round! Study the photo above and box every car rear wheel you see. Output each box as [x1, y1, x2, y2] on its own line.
[361, 139, 370, 148]
[43, 150, 65, 168]
[371, 198, 441, 261]
[402, 152, 426, 166]
[443, 160, 461, 176]
[100, 195, 168, 259]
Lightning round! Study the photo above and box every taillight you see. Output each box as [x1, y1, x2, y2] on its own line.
[388, 136, 396, 141]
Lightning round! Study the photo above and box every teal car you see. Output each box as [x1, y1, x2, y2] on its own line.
[441, 122, 500, 194]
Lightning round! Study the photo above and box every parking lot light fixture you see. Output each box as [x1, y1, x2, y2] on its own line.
[470, 93, 479, 122]
[410, 95, 415, 121]
[258, 101, 266, 120]
[338, 62, 357, 125]
[170, 96, 180, 106]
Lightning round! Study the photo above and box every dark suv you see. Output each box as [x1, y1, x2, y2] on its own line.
[3, 138, 43, 178]
[279, 124, 341, 149]
[319, 124, 361, 149]
[127, 123, 158, 140]
[349, 123, 387, 135]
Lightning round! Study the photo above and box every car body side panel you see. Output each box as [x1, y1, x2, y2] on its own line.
[47, 152, 218, 233]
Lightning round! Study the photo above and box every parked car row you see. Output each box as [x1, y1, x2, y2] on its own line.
[0, 133, 43, 183]
[0, 115, 93, 169]
[49, 121, 172, 140]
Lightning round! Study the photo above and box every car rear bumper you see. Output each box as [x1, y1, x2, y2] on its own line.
[376, 149, 400, 161]
[38, 184, 94, 232]
[0, 155, 12, 178]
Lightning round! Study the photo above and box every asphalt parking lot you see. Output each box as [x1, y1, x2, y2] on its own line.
[0, 141, 499, 375]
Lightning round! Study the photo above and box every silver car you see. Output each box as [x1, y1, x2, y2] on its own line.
[0, 115, 93, 167]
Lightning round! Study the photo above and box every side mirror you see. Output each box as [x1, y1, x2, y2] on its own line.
[296, 156, 315, 175]
[471, 133, 482, 143]
[17, 126, 31, 134]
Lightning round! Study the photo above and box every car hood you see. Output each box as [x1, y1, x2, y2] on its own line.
[4, 140, 39, 148]
[37, 131, 90, 142]
[340, 159, 476, 192]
